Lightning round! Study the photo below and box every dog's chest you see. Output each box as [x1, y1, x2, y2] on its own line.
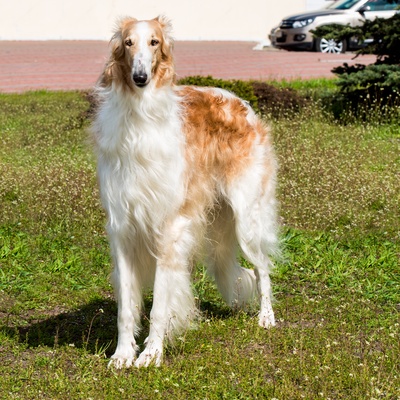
[98, 114, 185, 233]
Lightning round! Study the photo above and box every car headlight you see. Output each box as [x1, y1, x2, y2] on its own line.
[292, 18, 314, 28]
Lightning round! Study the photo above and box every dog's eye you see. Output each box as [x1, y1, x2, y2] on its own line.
[150, 39, 159, 46]
[125, 39, 133, 47]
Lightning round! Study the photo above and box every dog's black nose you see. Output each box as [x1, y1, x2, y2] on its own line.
[133, 73, 148, 86]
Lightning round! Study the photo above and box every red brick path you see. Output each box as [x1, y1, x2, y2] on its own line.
[0, 41, 376, 93]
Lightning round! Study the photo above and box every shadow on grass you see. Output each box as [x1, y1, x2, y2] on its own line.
[3, 297, 232, 356]
[13, 299, 119, 356]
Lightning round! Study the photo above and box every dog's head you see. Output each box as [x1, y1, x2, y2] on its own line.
[101, 16, 175, 90]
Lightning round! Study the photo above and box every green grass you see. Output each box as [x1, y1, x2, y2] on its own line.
[0, 88, 399, 399]
[269, 77, 339, 98]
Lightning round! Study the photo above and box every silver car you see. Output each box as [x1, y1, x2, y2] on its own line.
[269, 0, 399, 53]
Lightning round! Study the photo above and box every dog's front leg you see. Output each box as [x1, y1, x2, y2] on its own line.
[134, 264, 195, 367]
[133, 264, 173, 367]
[134, 216, 197, 367]
[108, 237, 142, 369]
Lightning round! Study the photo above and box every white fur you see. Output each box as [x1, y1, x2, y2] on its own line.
[92, 18, 279, 368]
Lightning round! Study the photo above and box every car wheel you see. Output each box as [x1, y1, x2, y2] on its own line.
[315, 37, 346, 54]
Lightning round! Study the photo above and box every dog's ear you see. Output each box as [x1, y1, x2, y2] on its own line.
[154, 15, 174, 58]
[153, 16, 176, 85]
[111, 17, 138, 60]
[155, 15, 173, 38]
[99, 17, 137, 87]
[110, 30, 124, 61]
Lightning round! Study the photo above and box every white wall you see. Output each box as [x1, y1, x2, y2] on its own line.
[306, 0, 334, 10]
[0, 0, 311, 41]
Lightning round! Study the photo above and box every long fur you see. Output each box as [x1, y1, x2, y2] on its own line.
[91, 16, 279, 368]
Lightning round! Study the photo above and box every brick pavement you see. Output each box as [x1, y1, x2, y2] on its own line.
[0, 41, 377, 93]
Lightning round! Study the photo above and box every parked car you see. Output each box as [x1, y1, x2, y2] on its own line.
[269, 0, 399, 53]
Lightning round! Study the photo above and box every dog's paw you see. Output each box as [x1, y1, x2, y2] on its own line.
[134, 340, 163, 368]
[108, 346, 137, 369]
[258, 309, 276, 329]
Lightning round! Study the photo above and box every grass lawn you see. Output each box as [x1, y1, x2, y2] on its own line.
[0, 90, 399, 399]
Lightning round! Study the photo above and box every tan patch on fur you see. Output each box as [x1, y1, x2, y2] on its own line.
[180, 87, 257, 177]
[177, 86, 271, 217]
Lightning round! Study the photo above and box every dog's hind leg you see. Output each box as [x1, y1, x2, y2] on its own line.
[134, 215, 197, 368]
[206, 202, 257, 309]
[226, 165, 279, 328]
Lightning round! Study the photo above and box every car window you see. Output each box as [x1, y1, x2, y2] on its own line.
[328, 0, 363, 9]
[364, 0, 398, 11]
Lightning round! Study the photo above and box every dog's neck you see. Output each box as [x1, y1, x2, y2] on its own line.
[127, 82, 178, 122]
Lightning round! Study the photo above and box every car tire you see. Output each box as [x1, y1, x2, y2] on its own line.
[315, 37, 346, 54]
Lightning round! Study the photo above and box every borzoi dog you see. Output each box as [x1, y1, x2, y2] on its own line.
[91, 16, 279, 368]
